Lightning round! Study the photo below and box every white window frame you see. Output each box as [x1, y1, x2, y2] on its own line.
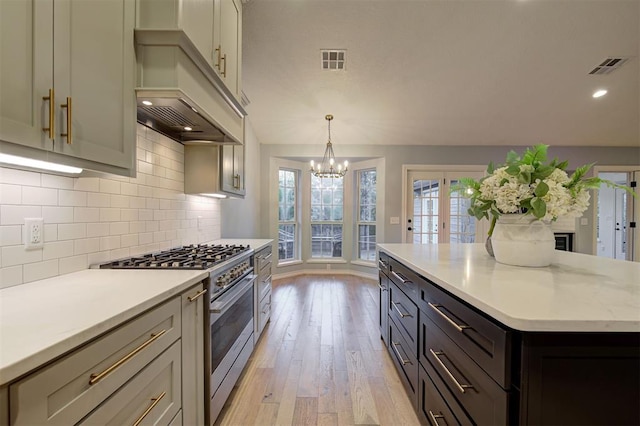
[355, 168, 377, 263]
[277, 167, 299, 264]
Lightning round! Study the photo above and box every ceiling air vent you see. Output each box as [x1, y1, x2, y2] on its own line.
[588, 57, 629, 75]
[321, 49, 346, 70]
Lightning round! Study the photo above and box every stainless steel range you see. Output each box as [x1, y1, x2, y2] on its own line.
[98, 243, 256, 425]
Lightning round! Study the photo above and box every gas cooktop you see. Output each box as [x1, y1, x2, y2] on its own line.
[98, 244, 251, 270]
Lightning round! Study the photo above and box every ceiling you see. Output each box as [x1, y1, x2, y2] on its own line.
[241, 0, 639, 148]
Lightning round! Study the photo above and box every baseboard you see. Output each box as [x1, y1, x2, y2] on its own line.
[272, 269, 377, 282]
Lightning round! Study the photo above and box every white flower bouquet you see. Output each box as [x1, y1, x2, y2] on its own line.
[453, 144, 632, 237]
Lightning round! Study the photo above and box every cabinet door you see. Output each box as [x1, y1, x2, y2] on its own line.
[221, 144, 245, 196]
[0, 0, 53, 151]
[52, 0, 135, 172]
[215, 0, 241, 97]
[181, 284, 206, 426]
[181, 0, 216, 68]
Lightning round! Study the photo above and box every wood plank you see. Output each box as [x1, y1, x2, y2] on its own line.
[318, 344, 336, 413]
[345, 350, 380, 425]
[292, 397, 319, 426]
[274, 359, 303, 425]
[318, 412, 339, 426]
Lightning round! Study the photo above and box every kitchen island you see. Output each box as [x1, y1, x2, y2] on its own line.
[378, 243, 640, 425]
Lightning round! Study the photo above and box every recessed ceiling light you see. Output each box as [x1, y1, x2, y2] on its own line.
[184, 126, 193, 131]
[142, 100, 153, 106]
[592, 89, 607, 98]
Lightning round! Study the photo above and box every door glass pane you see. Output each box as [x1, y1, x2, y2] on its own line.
[449, 179, 476, 243]
[413, 179, 439, 244]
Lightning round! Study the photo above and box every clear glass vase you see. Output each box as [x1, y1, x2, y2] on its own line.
[491, 214, 555, 267]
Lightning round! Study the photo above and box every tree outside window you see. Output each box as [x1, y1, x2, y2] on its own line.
[311, 175, 343, 258]
[357, 169, 376, 261]
[278, 169, 298, 261]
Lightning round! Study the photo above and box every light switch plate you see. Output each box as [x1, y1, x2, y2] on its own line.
[390, 216, 400, 225]
[25, 218, 44, 250]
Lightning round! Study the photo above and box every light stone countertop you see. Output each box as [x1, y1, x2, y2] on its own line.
[0, 269, 206, 385]
[0, 239, 273, 386]
[378, 243, 640, 333]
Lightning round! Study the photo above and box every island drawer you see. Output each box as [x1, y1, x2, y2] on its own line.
[421, 314, 508, 425]
[388, 317, 418, 407]
[79, 340, 181, 425]
[9, 297, 181, 425]
[378, 251, 390, 275]
[419, 361, 473, 426]
[419, 277, 511, 388]
[389, 282, 418, 356]
[388, 257, 421, 299]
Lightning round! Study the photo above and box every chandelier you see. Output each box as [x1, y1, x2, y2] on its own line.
[309, 114, 348, 178]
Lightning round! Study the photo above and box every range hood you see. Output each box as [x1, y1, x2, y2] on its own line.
[135, 29, 246, 144]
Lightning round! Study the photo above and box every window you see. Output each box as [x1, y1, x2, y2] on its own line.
[310, 175, 343, 258]
[357, 169, 377, 261]
[278, 169, 298, 262]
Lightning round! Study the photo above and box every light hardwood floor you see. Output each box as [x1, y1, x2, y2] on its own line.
[215, 274, 421, 426]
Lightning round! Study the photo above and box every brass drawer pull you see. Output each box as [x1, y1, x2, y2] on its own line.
[262, 274, 272, 284]
[391, 301, 411, 318]
[262, 252, 273, 262]
[428, 411, 446, 426]
[188, 288, 207, 302]
[89, 329, 167, 385]
[391, 270, 411, 284]
[428, 302, 470, 332]
[233, 173, 240, 189]
[391, 341, 412, 366]
[60, 97, 72, 144]
[221, 53, 227, 77]
[42, 88, 54, 139]
[429, 349, 474, 394]
[132, 391, 166, 426]
[214, 45, 222, 70]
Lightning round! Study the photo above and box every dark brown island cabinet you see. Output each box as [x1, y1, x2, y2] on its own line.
[378, 250, 640, 425]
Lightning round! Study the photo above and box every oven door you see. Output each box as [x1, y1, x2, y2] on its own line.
[208, 274, 255, 395]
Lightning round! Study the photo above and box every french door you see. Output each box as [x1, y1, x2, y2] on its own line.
[405, 170, 486, 244]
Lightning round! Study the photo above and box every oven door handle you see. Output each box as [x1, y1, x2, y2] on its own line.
[210, 275, 256, 314]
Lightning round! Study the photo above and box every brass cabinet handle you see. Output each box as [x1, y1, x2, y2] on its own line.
[233, 173, 240, 189]
[391, 270, 411, 284]
[132, 391, 166, 426]
[262, 274, 272, 284]
[428, 411, 446, 426]
[188, 288, 207, 302]
[89, 329, 167, 385]
[391, 301, 411, 318]
[60, 97, 72, 144]
[427, 302, 470, 332]
[391, 341, 411, 366]
[378, 259, 387, 269]
[429, 349, 474, 394]
[263, 252, 273, 262]
[221, 53, 227, 77]
[214, 45, 222, 70]
[42, 88, 54, 139]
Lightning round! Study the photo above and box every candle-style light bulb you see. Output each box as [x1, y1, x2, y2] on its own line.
[329, 158, 334, 166]
[344, 160, 349, 169]
[310, 160, 315, 168]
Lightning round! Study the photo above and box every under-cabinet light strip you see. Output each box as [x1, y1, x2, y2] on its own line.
[0, 153, 83, 174]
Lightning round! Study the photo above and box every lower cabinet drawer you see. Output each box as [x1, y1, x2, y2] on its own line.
[419, 362, 473, 426]
[389, 282, 418, 356]
[258, 290, 271, 336]
[421, 315, 508, 425]
[169, 409, 183, 426]
[388, 317, 418, 407]
[9, 297, 181, 425]
[80, 340, 182, 425]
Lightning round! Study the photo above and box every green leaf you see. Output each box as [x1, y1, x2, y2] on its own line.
[530, 197, 547, 218]
[518, 171, 531, 184]
[505, 150, 519, 165]
[534, 181, 549, 197]
[506, 165, 520, 176]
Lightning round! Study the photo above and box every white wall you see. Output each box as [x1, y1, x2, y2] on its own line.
[0, 124, 221, 288]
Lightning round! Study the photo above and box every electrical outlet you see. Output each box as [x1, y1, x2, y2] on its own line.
[25, 218, 44, 250]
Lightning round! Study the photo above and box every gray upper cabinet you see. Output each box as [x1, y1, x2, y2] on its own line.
[0, 0, 137, 177]
[221, 143, 245, 197]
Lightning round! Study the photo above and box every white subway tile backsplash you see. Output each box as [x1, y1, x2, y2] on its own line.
[87, 222, 110, 237]
[99, 178, 121, 194]
[1, 245, 42, 267]
[0, 168, 40, 186]
[0, 226, 22, 246]
[74, 207, 100, 222]
[99, 208, 121, 222]
[41, 174, 74, 189]
[23, 186, 58, 206]
[0, 128, 221, 286]
[43, 240, 74, 260]
[59, 190, 87, 207]
[74, 238, 100, 255]
[43, 206, 74, 224]
[74, 177, 100, 192]
[23, 259, 59, 283]
[1, 205, 42, 225]
[0, 265, 23, 289]
[0, 184, 22, 204]
[87, 192, 110, 207]
[59, 254, 88, 275]
[58, 223, 87, 240]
